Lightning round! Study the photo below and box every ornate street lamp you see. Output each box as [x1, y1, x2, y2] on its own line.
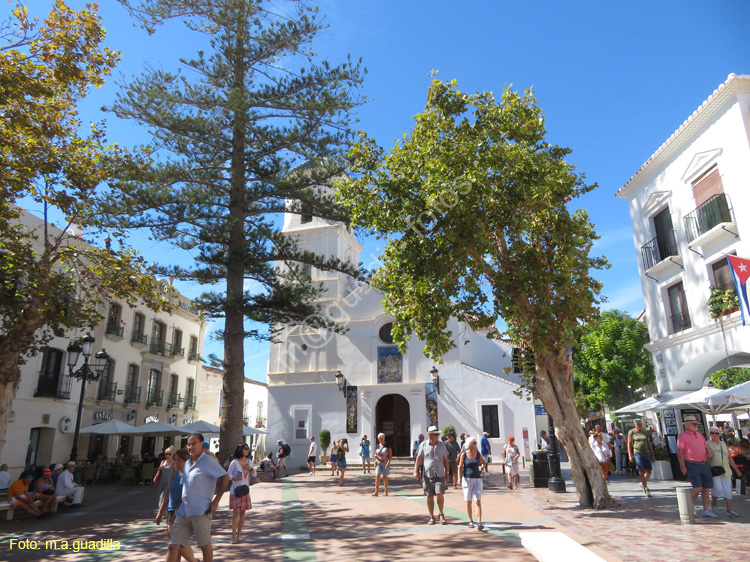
[335, 370, 347, 395]
[67, 333, 109, 462]
[430, 366, 440, 394]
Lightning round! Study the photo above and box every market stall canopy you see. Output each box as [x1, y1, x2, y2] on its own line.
[707, 380, 750, 408]
[179, 420, 221, 434]
[78, 420, 138, 434]
[129, 421, 184, 436]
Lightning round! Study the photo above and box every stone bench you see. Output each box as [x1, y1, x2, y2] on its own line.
[0, 495, 67, 521]
[519, 532, 606, 562]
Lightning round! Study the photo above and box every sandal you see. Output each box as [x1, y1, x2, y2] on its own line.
[468, 521, 474, 528]
[439, 514, 447, 525]
[428, 516, 436, 525]
[477, 523, 484, 531]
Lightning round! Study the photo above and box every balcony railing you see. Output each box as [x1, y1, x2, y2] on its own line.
[172, 346, 185, 357]
[97, 381, 117, 401]
[671, 311, 691, 333]
[149, 338, 173, 358]
[34, 371, 72, 399]
[131, 332, 148, 345]
[105, 321, 125, 337]
[124, 385, 142, 404]
[188, 351, 202, 362]
[146, 388, 163, 407]
[641, 229, 678, 270]
[185, 395, 197, 411]
[683, 193, 733, 243]
[168, 392, 182, 409]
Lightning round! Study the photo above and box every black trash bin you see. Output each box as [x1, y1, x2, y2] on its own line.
[532, 450, 550, 488]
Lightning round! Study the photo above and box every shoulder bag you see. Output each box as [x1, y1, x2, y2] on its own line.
[710, 444, 726, 476]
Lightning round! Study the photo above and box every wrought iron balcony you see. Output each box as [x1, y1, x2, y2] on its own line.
[105, 321, 125, 337]
[124, 385, 142, 404]
[149, 338, 173, 358]
[172, 346, 185, 357]
[671, 311, 691, 333]
[34, 371, 71, 399]
[131, 332, 148, 345]
[641, 229, 679, 271]
[97, 381, 118, 401]
[683, 193, 733, 243]
[184, 395, 197, 411]
[188, 351, 202, 362]
[146, 388, 163, 408]
[168, 392, 183, 409]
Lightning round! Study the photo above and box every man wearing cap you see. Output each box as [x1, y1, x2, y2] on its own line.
[480, 432, 492, 473]
[7, 472, 44, 517]
[276, 439, 290, 477]
[414, 426, 450, 525]
[50, 463, 64, 487]
[677, 414, 716, 518]
[627, 419, 655, 497]
[167, 433, 229, 562]
[56, 461, 84, 509]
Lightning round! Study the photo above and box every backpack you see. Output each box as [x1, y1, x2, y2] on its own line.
[336, 448, 344, 461]
[282, 443, 291, 457]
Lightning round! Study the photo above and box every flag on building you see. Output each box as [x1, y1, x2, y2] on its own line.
[727, 255, 750, 326]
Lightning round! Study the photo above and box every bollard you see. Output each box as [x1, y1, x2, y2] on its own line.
[676, 487, 695, 525]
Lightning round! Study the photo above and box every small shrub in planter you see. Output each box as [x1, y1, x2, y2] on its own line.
[707, 286, 740, 319]
[319, 429, 331, 456]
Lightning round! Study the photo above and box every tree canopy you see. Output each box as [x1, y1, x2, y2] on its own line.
[709, 367, 750, 390]
[339, 78, 613, 508]
[0, 1, 167, 461]
[97, 0, 366, 460]
[573, 309, 654, 412]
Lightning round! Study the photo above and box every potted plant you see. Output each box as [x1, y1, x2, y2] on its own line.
[707, 286, 740, 319]
[319, 429, 331, 464]
[651, 444, 673, 481]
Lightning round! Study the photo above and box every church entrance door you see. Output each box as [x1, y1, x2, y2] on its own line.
[375, 394, 410, 457]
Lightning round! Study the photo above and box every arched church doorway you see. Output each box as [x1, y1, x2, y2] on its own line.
[375, 394, 410, 456]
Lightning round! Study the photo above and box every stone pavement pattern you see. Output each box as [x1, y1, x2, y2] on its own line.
[0, 464, 747, 561]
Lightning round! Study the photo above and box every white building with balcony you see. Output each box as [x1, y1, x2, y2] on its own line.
[616, 73, 750, 398]
[2, 210, 208, 474]
[266, 178, 539, 461]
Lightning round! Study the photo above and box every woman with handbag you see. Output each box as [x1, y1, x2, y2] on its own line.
[155, 446, 175, 510]
[708, 428, 742, 517]
[591, 432, 612, 485]
[228, 442, 257, 544]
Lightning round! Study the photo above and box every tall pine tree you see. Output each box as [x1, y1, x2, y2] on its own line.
[98, 0, 365, 459]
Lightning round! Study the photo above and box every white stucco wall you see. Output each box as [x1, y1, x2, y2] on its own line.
[617, 74, 750, 393]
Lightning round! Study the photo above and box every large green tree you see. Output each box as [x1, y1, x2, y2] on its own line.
[573, 309, 654, 412]
[0, 1, 166, 460]
[709, 367, 750, 390]
[339, 79, 613, 508]
[98, 0, 365, 460]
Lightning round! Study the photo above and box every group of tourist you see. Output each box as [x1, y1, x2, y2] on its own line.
[1, 460, 86, 518]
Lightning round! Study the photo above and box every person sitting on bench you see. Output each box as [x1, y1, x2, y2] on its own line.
[7, 472, 44, 518]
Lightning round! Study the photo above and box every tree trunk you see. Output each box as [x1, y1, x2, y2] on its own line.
[218, 19, 248, 465]
[0, 368, 21, 464]
[534, 347, 617, 509]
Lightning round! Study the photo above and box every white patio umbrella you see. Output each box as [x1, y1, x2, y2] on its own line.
[659, 386, 731, 415]
[613, 396, 668, 415]
[78, 420, 138, 434]
[707, 380, 750, 408]
[129, 421, 184, 436]
[243, 426, 267, 436]
[179, 420, 221, 434]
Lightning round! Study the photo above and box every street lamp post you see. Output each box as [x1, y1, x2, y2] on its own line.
[66, 333, 109, 463]
[547, 415, 566, 493]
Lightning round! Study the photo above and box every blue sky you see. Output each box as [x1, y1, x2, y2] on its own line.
[23, 1, 750, 381]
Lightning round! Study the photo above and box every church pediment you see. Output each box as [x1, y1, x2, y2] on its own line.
[681, 148, 722, 184]
[641, 190, 672, 217]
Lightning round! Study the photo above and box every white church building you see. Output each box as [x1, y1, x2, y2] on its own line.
[266, 186, 540, 461]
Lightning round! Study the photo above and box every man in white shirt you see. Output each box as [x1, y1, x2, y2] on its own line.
[588, 425, 610, 446]
[307, 436, 318, 476]
[55, 461, 84, 509]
